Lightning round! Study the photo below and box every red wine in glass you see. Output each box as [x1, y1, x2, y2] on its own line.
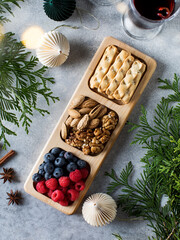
[122, 0, 179, 40]
[133, 0, 175, 20]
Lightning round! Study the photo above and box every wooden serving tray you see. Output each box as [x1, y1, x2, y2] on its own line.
[24, 36, 157, 215]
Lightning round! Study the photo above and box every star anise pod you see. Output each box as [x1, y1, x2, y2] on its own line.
[6, 190, 22, 205]
[0, 168, 14, 183]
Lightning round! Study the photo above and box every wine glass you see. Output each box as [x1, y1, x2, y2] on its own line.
[121, 0, 180, 40]
[89, 0, 121, 6]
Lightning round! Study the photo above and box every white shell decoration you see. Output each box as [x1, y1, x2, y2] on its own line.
[36, 30, 70, 68]
[82, 193, 117, 227]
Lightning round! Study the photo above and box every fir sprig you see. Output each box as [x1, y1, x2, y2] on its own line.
[0, 32, 60, 149]
[158, 74, 180, 120]
[0, 0, 60, 149]
[129, 99, 179, 146]
[112, 234, 123, 240]
[106, 144, 180, 239]
[0, 0, 23, 24]
[159, 137, 180, 204]
[129, 74, 180, 146]
[106, 74, 180, 240]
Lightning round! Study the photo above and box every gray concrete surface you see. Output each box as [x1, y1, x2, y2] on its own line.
[0, 0, 180, 239]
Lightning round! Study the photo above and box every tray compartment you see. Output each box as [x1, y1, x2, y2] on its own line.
[61, 95, 119, 156]
[32, 147, 91, 207]
[88, 44, 147, 105]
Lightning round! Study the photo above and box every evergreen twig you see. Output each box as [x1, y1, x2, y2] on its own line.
[0, 32, 60, 149]
[0, 1, 60, 149]
[112, 233, 123, 240]
[0, 0, 23, 24]
[106, 74, 180, 240]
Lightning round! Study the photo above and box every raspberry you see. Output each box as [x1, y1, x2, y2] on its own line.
[75, 181, 85, 191]
[57, 185, 68, 194]
[45, 178, 58, 190]
[59, 198, 69, 206]
[51, 190, 64, 202]
[36, 181, 48, 194]
[80, 168, 89, 179]
[67, 189, 79, 201]
[59, 176, 71, 187]
[69, 169, 82, 182]
[69, 182, 75, 189]
[47, 189, 53, 198]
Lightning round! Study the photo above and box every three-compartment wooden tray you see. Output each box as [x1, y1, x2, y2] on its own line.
[24, 36, 157, 215]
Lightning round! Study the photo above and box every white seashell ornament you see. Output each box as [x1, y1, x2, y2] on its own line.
[82, 193, 117, 227]
[36, 30, 70, 68]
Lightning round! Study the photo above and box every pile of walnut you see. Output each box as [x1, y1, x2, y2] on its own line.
[61, 96, 118, 155]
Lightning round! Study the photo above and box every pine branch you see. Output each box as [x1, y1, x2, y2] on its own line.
[129, 99, 180, 147]
[106, 158, 180, 239]
[129, 74, 180, 148]
[0, 120, 17, 147]
[158, 74, 180, 121]
[107, 75, 180, 239]
[0, 0, 23, 24]
[129, 105, 163, 145]
[0, 32, 60, 149]
[105, 162, 133, 195]
[112, 234, 123, 240]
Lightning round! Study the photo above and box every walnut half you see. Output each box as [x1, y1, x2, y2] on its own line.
[102, 111, 118, 131]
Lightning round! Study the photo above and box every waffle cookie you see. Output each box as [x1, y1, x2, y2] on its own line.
[113, 60, 146, 103]
[98, 50, 130, 93]
[89, 45, 146, 104]
[105, 55, 134, 98]
[90, 45, 119, 89]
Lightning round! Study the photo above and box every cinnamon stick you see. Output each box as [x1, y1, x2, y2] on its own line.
[0, 150, 15, 165]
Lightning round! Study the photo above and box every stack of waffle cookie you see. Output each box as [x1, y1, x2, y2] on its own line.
[90, 45, 146, 104]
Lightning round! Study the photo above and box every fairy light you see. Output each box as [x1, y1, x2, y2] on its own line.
[21, 26, 44, 49]
[116, 2, 128, 14]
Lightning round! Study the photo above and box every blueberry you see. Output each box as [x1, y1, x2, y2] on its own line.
[32, 173, 43, 182]
[54, 157, 67, 167]
[44, 162, 54, 174]
[43, 159, 51, 164]
[66, 162, 78, 172]
[44, 153, 55, 162]
[72, 156, 79, 163]
[64, 152, 73, 161]
[77, 159, 87, 169]
[44, 172, 52, 180]
[50, 147, 62, 157]
[38, 169, 45, 176]
[59, 150, 66, 157]
[53, 168, 64, 178]
[39, 162, 45, 170]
